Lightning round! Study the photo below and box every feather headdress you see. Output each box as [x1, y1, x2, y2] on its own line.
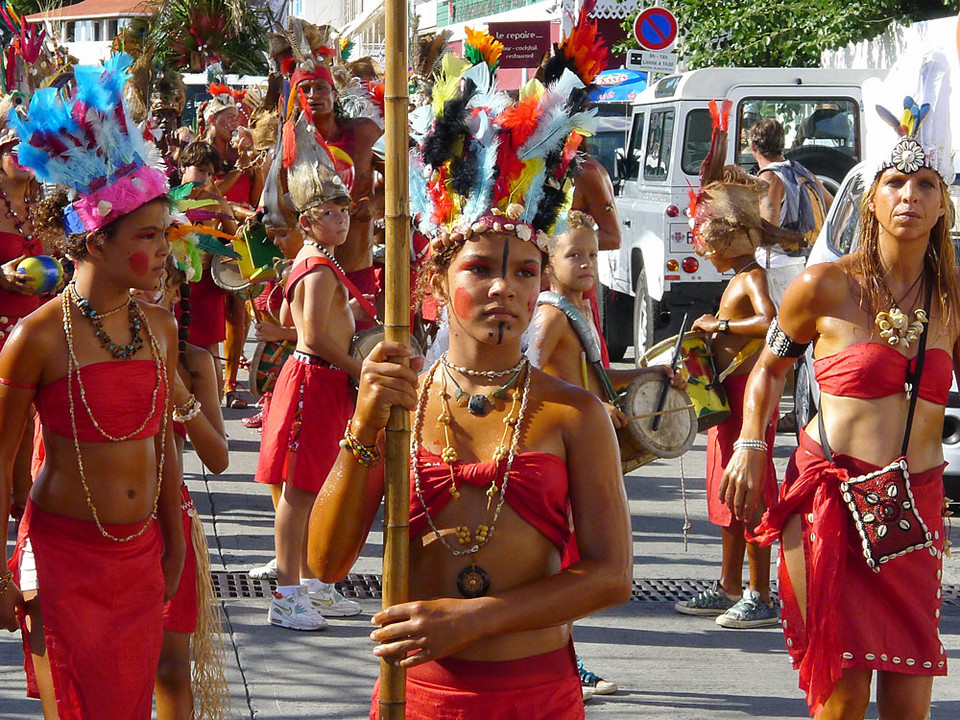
[412, 28, 598, 252]
[688, 100, 804, 258]
[863, 50, 953, 183]
[538, 0, 606, 88]
[283, 90, 352, 212]
[11, 54, 169, 234]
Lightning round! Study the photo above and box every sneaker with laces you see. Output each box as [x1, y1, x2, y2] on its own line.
[577, 657, 618, 695]
[582, 686, 595, 702]
[305, 580, 363, 617]
[249, 557, 278, 579]
[268, 587, 328, 631]
[674, 580, 738, 616]
[715, 590, 780, 629]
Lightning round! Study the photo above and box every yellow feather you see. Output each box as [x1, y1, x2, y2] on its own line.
[433, 53, 471, 115]
[509, 158, 545, 204]
[519, 78, 545, 103]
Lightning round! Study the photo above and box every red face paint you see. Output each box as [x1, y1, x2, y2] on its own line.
[452, 287, 474, 322]
[527, 295, 537, 317]
[129, 252, 150, 276]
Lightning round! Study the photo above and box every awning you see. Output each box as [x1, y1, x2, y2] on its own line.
[589, 68, 647, 103]
[27, 0, 152, 21]
[341, 1, 384, 38]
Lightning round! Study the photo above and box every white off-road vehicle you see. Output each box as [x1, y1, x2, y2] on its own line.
[601, 67, 883, 362]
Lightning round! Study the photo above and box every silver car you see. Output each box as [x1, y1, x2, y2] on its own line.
[796, 161, 960, 497]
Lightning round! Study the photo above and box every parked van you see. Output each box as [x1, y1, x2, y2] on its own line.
[601, 67, 883, 362]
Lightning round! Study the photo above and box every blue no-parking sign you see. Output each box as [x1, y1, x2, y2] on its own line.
[633, 7, 678, 52]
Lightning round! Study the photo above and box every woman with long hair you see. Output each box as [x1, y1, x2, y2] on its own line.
[307, 30, 633, 719]
[0, 57, 185, 719]
[721, 54, 958, 718]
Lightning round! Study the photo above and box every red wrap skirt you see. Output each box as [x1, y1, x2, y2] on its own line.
[370, 642, 584, 720]
[254, 354, 354, 492]
[751, 430, 947, 715]
[706, 372, 779, 527]
[184, 273, 227, 347]
[164, 484, 199, 634]
[9, 500, 164, 719]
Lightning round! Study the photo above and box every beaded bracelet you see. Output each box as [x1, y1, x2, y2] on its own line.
[172, 395, 203, 423]
[733, 438, 768, 453]
[0, 569, 13, 595]
[339, 422, 381, 468]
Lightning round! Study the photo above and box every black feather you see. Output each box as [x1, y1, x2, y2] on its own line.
[422, 85, 474, 169]
[532, 180, 566, 232]
[450, 140, 479, 196]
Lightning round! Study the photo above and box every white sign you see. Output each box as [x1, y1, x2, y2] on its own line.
[625, 49, 677, 74]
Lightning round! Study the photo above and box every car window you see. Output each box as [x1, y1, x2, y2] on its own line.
[624, 112, 645, 181]
[830, 172, 864, 256]
[735, 98, 860, 164]
[680, 109, 711, 176]
[644, 109, 674, 181]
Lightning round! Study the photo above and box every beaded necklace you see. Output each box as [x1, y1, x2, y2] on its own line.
[412, 357, 531, 597]
[0, 181, 39, 254]
[441, 360, 524, 416]
[61, 290, 168, 542]
[302, 240, 346, 276]
[68, 284, 143, 359]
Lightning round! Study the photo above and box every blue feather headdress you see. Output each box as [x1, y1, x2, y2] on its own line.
[411, 27, 599, 253]
[10, 53, 168, 234]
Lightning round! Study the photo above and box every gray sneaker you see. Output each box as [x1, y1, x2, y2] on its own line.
[715, 590, 780, 629]
[674, 580, 738, 616]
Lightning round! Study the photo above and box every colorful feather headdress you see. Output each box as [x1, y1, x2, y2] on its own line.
[10, 54, 169, 235]
[411, 27, 598, 252]
[863, 50, 953, 183]
[538, 0, 606, 88]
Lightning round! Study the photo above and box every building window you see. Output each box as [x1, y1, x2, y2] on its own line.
[65, 21, 75, 42]
[106, 20, 118, 38]
[289, 0, 302, 17]
[93, 21, 102, 42]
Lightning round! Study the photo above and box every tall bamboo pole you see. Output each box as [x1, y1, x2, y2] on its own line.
[380, 0, 410, 717]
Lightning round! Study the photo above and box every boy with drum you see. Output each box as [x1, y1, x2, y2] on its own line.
[529, 210, 678, 428]
[674, 164, 782, 628]
[252, 103, 364, 630]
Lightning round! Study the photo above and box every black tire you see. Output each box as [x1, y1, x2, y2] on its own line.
[793, 359, 815, 439]
[599, 284, 627, 363]
[783, 146, 855, 186]
[632, 273, 654, 366]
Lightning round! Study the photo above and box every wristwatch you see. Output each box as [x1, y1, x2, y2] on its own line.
[718, 319, 730, 333]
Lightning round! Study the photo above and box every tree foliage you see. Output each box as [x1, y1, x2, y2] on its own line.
[618, 1, 960, 69]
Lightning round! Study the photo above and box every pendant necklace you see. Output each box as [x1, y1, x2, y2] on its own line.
[441, 355, 524, 415]
[412, 357, 531, 598]
[875, 272, 927, 350]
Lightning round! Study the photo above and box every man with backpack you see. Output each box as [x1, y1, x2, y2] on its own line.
[748, 118, 833, 307]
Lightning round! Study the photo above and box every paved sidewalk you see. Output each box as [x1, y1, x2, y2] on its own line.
[3, 390, 960, 719]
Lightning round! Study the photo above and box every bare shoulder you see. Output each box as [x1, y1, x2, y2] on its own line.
[1, 298, 64, 370]
[348, 117, 382, 145]
[531, 368, 607, 425]
[788, 260, 850, 307]
[139, 301, 178, 337]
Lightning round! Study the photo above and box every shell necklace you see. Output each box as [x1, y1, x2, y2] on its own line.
[875, 273, 927, 350]
[412, 356, 531, 597]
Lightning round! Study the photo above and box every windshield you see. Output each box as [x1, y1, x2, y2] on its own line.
[736, 98, 859, 166]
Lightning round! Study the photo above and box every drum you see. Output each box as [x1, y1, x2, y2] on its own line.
[640, 332, 730, 431]
[211, 255, 264, 298]
[235, 223, 283, 284]
[249, 340, 295, 398]
[616, 373, 698, 474]
[349, 326, 424, 363]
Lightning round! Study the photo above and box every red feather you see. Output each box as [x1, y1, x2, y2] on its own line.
[429, 166, 453, 225]
[496, 94, 541, 149]
[281, 120, 297, 167]
[560, 2, 607, 84]
[556, 132, 584, 178]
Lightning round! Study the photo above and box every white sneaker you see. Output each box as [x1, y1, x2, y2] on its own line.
[268, 587, 328, 631]
[249, 557, 278, 579]
[304, 580, 363, 617]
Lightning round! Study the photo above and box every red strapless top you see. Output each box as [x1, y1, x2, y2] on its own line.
[410, 447, 571, 552]
[814, 342, 952, 406]
[34, 360, 167, 441]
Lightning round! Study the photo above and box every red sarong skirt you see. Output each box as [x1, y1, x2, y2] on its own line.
[163, 484, 199, 634]
[751, 429, 947, 715]
[9, 499, 164, 720]
[706, 372, 778, 527]
[254, 354, 354, 493]
[370, 641, 584, 720]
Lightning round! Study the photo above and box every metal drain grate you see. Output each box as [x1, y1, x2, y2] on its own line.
[211, 571, 960, 607]
[212, 572, 382, 600]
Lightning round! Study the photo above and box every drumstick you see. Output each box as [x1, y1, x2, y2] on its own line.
[652, 313, 688, 431]
[626, 403, 695, 422]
